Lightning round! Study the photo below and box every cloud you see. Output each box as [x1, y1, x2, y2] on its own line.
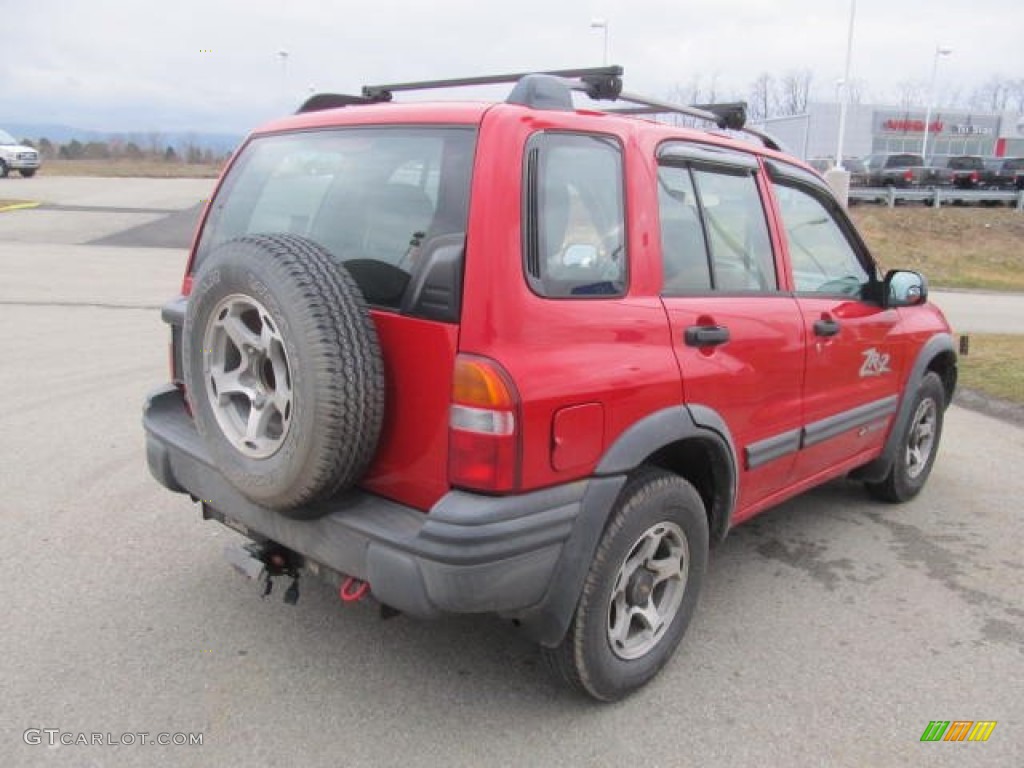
[2, 0, 1021, 134]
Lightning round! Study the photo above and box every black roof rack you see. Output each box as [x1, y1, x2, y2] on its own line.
[295, 66, 784, 152]
[361, 65, 624, 103]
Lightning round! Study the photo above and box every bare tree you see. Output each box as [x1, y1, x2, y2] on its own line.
[1011, 79, 1024, 112]
[748, 72, 775, 121]
[778, 69, 813, 115]
[895, 81, 925, 110]
[970, 76, 1012, 111]
[665, 75, 707, 127]
[846, 78, 869, 106]
[146, 131, 164, 159]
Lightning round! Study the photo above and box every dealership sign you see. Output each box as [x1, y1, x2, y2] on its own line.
[883, 118, 944, 133]
[876, 111, 1000, 136]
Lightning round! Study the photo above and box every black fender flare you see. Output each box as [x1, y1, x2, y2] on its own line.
[595, 404, 738, 542]
[852, 333, 956, 483]
[521, 404, 738, 647]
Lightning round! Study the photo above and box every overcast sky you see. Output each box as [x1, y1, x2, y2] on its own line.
[1, 0, 1021, 135]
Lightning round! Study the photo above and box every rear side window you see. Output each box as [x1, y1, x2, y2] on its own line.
[196, 127, 476, 313]
[523, 133, 626, 298]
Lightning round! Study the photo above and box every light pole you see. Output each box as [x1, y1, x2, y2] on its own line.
[590, 18, 609, 66]
[921, 45, 952, 160]
[834, 0, 857, 170]
[276, 49, 290, 105]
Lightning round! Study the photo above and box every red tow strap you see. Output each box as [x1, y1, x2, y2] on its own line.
[339, 576, 370, 603]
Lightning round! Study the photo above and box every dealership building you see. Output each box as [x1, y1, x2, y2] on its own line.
[758, 103, 1024, 162]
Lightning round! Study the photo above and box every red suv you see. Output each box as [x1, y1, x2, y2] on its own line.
[144, 67, 957, 700]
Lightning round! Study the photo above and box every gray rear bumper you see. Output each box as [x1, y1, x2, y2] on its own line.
[144, 385, 624, 643]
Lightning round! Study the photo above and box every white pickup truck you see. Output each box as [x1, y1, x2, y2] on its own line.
[0, 129, 40, 178]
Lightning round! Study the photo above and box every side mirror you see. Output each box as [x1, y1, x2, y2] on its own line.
[884, 269, 928, 308]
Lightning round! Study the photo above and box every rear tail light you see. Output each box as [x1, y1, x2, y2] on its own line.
[970, 171, 979, 183]
[448, 355, 521, 492]
[903, 169, 914, 182]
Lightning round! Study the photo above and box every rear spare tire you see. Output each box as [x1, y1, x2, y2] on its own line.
[183, 234, 384, 516]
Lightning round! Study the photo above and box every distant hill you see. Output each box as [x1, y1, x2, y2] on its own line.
[3, 123, 242, 154]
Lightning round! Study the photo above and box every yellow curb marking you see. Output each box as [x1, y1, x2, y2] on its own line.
[0, 202, 41, 212]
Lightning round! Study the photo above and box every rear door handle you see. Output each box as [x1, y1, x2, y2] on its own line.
[814, 318, 841, 337]
[684, 325, 730, 348]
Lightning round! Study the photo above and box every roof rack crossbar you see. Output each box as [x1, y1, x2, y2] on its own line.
[298, 65, 783, 152]
[362, 66, 623, 102]
[608, 91, 783, 152]
[614, 92, 744, 130]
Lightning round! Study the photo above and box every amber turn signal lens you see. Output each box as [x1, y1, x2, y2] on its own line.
[452, 356, 515, 409]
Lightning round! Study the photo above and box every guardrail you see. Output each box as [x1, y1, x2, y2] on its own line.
[848, 187, 1024, 209]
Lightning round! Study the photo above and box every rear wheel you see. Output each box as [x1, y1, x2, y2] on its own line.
[543, 468, 709, 701]
[866, 372, 945, 503]
[0, 160, 8, 178]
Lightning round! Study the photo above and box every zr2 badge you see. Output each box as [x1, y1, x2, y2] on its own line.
[860, 348, 891, 377]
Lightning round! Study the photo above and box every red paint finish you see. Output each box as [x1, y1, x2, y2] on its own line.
[359, 312, 459, 510]
[458, 107, 683, 492]
[551, 403, 605, 471]
[661, 297, 805, 519]
[793, 297, 901, 479]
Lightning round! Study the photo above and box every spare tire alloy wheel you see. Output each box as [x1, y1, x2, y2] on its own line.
[203, 294, 293, 459]
[183, 234, 385, 516]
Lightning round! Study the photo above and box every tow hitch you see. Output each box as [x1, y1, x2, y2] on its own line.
[224, 542, 302, 605]
[222, 540, 399, 619]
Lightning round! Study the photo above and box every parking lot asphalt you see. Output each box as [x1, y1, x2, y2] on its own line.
[1, 177, 1022, 767]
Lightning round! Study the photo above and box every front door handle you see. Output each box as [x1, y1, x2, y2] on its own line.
[684, 325, 730, 348]
[814, 318, 841, 337]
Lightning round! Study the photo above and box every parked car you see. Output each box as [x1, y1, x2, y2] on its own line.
[143, 66, 956, 701]
[862, 153, 950, 187]
[984, 157, 1024, 190]
[932, 155, 986, 189]
[808, 156, 867, 185]
[0, 129, 40, 178]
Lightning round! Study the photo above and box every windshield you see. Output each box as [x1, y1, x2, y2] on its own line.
[0, 129, 19, 145]
[196, 126, 476, 311]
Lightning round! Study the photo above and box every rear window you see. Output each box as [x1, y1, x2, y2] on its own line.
[947, 156, 982, 170]
[1003, 158, 1024, 172]
[195, 127, 476, 314]
[887, 154, 923, 168]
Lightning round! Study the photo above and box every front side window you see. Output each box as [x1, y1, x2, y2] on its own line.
[775, 183, 872, 296]
[523, 133, 626, 298]
[196, 127, 475, 310]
